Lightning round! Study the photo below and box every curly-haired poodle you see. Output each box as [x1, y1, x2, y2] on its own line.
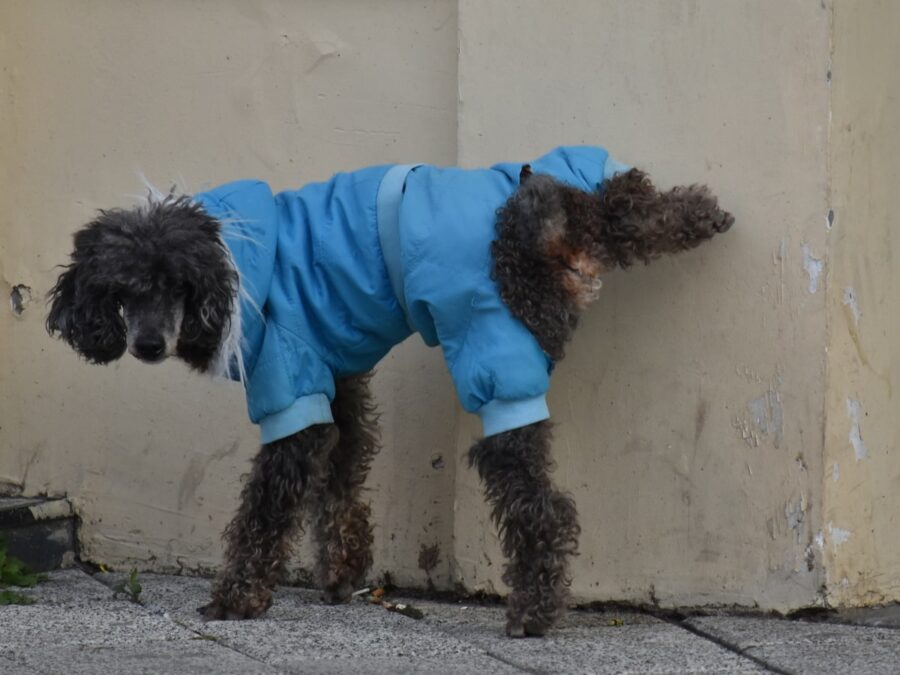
[47, 146, 732, 637]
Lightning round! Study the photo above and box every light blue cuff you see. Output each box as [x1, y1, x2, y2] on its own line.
[259, 393, 334, 443]
[477, 395, 550, 437]
[603, 157, 632, 180]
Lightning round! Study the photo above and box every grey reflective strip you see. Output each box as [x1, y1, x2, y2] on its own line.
[376, 164, 421, 331]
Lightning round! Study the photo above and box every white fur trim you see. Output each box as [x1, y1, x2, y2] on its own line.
[132, 172, 170, 207]
[211, 230, 248, 384]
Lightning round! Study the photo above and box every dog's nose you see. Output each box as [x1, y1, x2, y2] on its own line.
[134, 336, 166, 362]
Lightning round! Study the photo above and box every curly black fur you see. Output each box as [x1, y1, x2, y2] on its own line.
[200, 375, 379, 619]
[200, 424, 338, 620]
[493, 168, 732, 360]
[312, 373, 380, 604]
[469, 421, 580, 637]
[47, 196, 235, 370]
[46, 220, 128, 364]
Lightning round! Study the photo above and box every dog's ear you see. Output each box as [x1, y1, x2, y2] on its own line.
[176, 233, 236, 372]
[46, 222, 127, 364]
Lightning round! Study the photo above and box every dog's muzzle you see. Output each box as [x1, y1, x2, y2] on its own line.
[132, 335, 167, 363]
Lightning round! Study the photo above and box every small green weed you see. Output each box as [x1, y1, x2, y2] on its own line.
[0, 535, 47, 605]
[0, 589, 35, 605]
[112, 568, 143, 604]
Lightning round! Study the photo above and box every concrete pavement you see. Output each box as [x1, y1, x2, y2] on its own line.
[1, 570, 898, 674]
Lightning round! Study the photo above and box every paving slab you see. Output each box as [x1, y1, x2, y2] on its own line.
[0, 653, 39, 675]
[11, 568, 125, 605]
[0, 570, 188, 650]
[687, 615, 900, 675]
[12, 570, 900, 674]
[831, 603, 900, 628]
[1, 640, 277, 675]
[132, 574, 766, 673]
[403, 597, 766, 673]
[0, 602, 189, 649]
[0, 570, 273, 674]
[279, 655, 524, 674]
[133, 574, 521, 672]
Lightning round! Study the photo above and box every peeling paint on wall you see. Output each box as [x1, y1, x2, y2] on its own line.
[784, 497, 807, 544]
[772, 239, 787, 305]
[9, 284, 32, 316]
[732, 416, 757, 447]
[846, 398, 869, 461]
[831, 462, 840, 482]
[842, 287, 861, 325]
[827, 522, 852, 552]
[802, 245, 823, 294]
[745, 389, 784, 448]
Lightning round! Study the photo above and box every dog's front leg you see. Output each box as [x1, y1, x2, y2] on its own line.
[311, 373, 379, 604]
[200, 424, 338, 620]
[468, 420, 580, 637]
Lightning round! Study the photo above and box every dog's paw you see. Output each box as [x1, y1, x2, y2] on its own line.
[505, 618, 549, 638]
[320, 581, 354, 605]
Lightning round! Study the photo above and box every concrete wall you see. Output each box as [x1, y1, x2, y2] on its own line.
[0, 0, 460, 588]
[1, 0, 896, 610]
[453, 0, 830, 611]
[823, 0, 900, 607]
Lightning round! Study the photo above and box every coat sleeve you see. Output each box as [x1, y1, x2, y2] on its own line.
[245, 322, 336, 443]
[444, 291, 552, 437]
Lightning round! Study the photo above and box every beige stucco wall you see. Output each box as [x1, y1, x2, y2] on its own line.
[0, 0, 460, 588]
[1, 0, 896, 610]
[823, 0, 900, 606]
[453, 0, 830, 611]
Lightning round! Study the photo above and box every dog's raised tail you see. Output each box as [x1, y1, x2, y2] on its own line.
[502, 166, 733, 308]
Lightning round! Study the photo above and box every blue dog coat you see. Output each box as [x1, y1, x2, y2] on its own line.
[193, 146, 627, 442]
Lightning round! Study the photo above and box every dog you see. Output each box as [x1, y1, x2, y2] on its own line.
[46, 146, 732, 637]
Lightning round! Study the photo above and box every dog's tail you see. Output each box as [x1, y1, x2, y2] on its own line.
[493, 165, 732, 361]
[588, 169, 734, 269]
[497, 166, 733, 310]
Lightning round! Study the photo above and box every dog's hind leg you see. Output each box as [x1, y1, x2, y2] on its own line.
[469, 420, 580, 637]
[311, 373, 379, 604]
[200, 424, 338, 620]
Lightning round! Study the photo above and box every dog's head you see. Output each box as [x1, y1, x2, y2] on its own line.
[47, 196, 237, 371]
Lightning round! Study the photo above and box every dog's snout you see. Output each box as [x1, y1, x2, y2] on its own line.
[134, 335, 166, 362]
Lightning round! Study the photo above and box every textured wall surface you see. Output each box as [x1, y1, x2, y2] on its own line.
[0, 0, 460, 588]
[1, 0, 896, 610]
[823, 0, 900, 607]
[453, 0, 830, 612]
